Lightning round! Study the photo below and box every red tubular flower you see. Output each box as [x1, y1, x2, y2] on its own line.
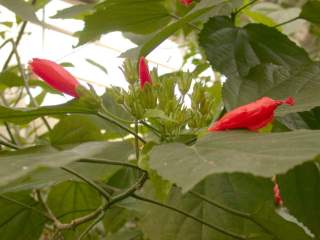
[209, 96, 295, 131]
[180, 0, 193, 6]
[273, 182, 283, 206]
[139, 56, 152, 89]
[29, 58, 80, 97]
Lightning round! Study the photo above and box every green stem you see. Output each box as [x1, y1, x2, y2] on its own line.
[4, 122, 18, 145]
[234, 0, 259, 15]
[169, 13, 201, 32]
[109, 172, 148, 206]
[190, 191, 250, 218]
[189, 191, 273, 236]
[0, 139, 20, 150]
[77, 158, 144, 172]
[78, 211, 105, 240]
[273, 16, 299, 28]
[132, 194, 246, 240]
[135, 120, 140, 161]
[61, 167, 111, 201]
[97, 112, 146, 144]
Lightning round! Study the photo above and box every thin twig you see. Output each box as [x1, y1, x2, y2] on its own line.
[77, 158, 144, 172]
[132, 194, 246, 240]
[273, 16, 299, 28]
[61, 167, 111, 201]
[169, 13, 201, 32]
[233, 0, 259, 15]
[0, 139, 20, 150]
[78, 211, 105, 240]
[108, 172, 148, 206]
[135, 120, 140, 161]
[97, 112, 146, 144]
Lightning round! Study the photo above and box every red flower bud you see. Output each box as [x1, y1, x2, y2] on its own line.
[209, 97, 295, 131]
[29, 58, 80, 98]
[273, 182, 283, 206]
[139, 56, 152, 89]
[180, 0, 193, 6]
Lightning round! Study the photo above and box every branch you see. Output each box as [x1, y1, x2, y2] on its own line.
[233, 0, 259, 16]
[36, 189, 107, 231]
[273, 17, 299, 28]
[97, 112, 146, 144]
[61, 167, 111, 201]
[77, 158, 144, 172]
[132, 194, 246, 240]
[0, 139, 20, 150]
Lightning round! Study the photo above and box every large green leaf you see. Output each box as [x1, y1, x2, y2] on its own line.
[1, 141, 133, 193]
[51, 3, 95, 19]
[0, 0, 39, 23]
[0, 99, 96, 124]
[47, 180, 102, 239]
[300, 0, 320, 24]
[121, 4, 216, 60]
[141, 173, 311, 240]
[77, 0, 171, 45]
[0, 191, 46, 240]
[198, 16, 315, 112]
[199, 16, 310, 79]
[0, 141, 130, 188]
[150, 130, 320, 192]
[222, 63, 320, 115]
[278, 161, 320, 238]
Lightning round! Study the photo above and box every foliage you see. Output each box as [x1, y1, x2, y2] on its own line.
[0, 0, 320, 239]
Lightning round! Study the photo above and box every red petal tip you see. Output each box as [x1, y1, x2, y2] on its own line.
[284, 97, 295, 106]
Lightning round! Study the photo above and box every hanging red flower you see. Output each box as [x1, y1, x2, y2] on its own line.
[29, 58, 80, 98]
[180, 0, 193, 6]
[273, 182, 283, 206]
[139, 56, 152, 89]
[209, 97, 295, 131]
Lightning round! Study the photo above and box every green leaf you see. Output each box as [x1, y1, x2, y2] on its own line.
[278, 161, 320, 238]
[141, 173, 311, 240]
[49, 115, 114, 145]
[0, 0, 39, 23]
[244, 10, 277, 26]
[86, 58, 108, 75]
[0, 99, 96, 124]
[223, 63, 320, 115]
[300, 0, 320, 24]
[47, 180, 102, 239]
[77, 0, 171, 45]
[106, 229, 142, 240]
[120, 5, 214, 60]
[0, 141, 128, 188]
[0, 191, 46, 240]
[150, 130, 320, 192]
[51, 3, 95, 19]
[103, 207, 136, 235]
[199, 16, 310, 79]
[2, 141, 133, 193]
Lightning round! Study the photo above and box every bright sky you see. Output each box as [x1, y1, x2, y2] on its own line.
[0, 0, 214, 105]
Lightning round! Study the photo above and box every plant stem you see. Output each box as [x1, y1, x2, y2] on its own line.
[0, 139, 20, 150]
[61, 166, 111, 201]
[77, 158, 144, 172]
[169, 14, 201, 32]
[189, 191, 250, 218]
[132, 194, 246, 240]
[234, 0, 259, 15]
[273, 16, 299, 28]
[78, 211, 105, 240]
[189, 191, 273, 236]
[97, 112, 146, 144]
[135, 120, 140, 161]
[108, 172, 148, 206]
